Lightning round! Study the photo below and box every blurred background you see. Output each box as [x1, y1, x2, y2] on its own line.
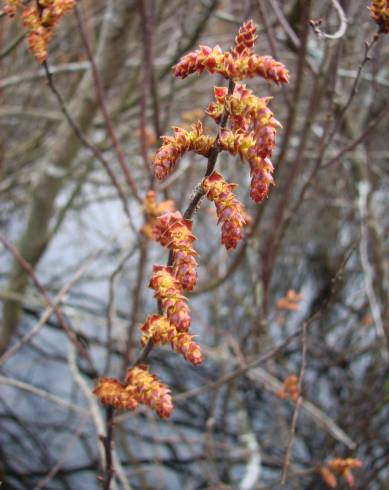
[0, 1, 388, 488]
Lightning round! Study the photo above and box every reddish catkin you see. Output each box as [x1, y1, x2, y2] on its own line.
[275, 374, 300, 403]
[125, 365, 173, 418]
[219, 129, 275, 202]
[3, 0, 21, 16]
[319, 458, 363, 488]
[141, 315, 203, 365]
[93, 378, 138, 411]
[94, 19, 289, 420]
[249, 157, 275, 203]
[231, 19, 257, 58]
[17, 0, 75, 63]
[142, 191, 175, 239]
[173, 47, 289, 84]
[94, 368, 174, 418]
[203, 172, 248, 250]
[369, 0, 389, 33]
[149, 265, 191, 331]
[154, 122, 214, 179]
[153, 211, 198, 291]
[207, 83, 281, 155]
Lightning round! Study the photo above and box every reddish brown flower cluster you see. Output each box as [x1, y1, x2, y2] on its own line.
[95, 20, 288, 420]
[94, 365, 173, 418]
[3, 0, 21, 17]
[207, 84, 281, 152]
[94, 378, 138, 410]
[153, 211, 198, 291]
[219, 129, 275, 202]
[276, 374, 300, 403]
[203, 171, 248, 250]
[142, 191, 175, 239]
[369, 0, 389, 33]
[231, 20, 257, 58]
[173, 21, 288, 84]
[149, 265, 191, 332]
[141, 315, 203, 365]
[319, 458, 363, 488]
[207, 82, 281, 202]
[276, 290, 304, 312]
[154, 122, 214, 180]
[4, 0, 75, 63]
[125, 365, 173, 418]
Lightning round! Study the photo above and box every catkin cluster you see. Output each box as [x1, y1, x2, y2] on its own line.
[369, 0, 389, 33]
[95, 20, 289, 418]
[4, 0, 75, 63]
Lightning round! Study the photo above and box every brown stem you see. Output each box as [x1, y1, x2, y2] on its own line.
[129, 78, 236, 369]
[74, 4, 141, 203]
[121, 241, 149, 377]
[102, 406, 114, 490]
[280, 322, 307, 485]
[0, 234, 97, 376]
[42, 61, 132, 220]
[139, 0, 161, 139]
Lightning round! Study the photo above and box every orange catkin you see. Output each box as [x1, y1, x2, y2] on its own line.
[149, 265, 191, 332]
[203, 171, 248, 250]
[94, 19, 289, 420]
[369, 0, 389, 33]
[126, 365, 173, 418]
[153, 211, 198, 290]
[141, 315, 203, 365]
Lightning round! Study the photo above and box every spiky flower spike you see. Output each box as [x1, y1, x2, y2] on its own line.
[154, 122, 214, 179]
[3, 0, 21, 17]
[173, 21, 288, 84]
[93, 378, 138, 411]
[231, 20, 257, 58]
[207, 84, 281, 155]
[11, 0, 76, 63]
[141, 315, 203, 365]
[219, 129, 275, 202]
[149, 265, 191, 331]
[203, 171, 248, 250]
[94, 19, 289, 420]
[153, 211, 198, 290]
[142, 191, 175, 239]
[126, 365, 173, 418]
[275, 374, 300, 403]
[319, 458, 363, 488]
[369, 0, 389, 33]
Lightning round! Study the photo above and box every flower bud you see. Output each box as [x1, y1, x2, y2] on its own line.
[203, 171, 249, 250]
[369, 0, 389, 33]
[149, 265, 191, 331]
[141, 315, 203, 365]
[94, 378, 138, 410]
[126, 365, 173, 418]
[154, 123, 214, 180]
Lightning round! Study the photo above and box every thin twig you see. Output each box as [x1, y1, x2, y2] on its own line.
[73, 4, 141, 203]
[0, 234, 97, 375]
[103, 406, 115, 490]
[0, 375, 88, 414]
[280, 322, 307, 485]
[105, 247, 138, 376]
[310, 0, 347, 40]
[323, 104, 387, 168]
[42, 61, 132, 220]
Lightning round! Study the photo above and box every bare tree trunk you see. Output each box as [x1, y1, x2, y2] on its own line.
[1, 0, 136, 351]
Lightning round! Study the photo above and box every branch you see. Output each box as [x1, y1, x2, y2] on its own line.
[0, 234, 97, 375]
[73, 4, 141, 202]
